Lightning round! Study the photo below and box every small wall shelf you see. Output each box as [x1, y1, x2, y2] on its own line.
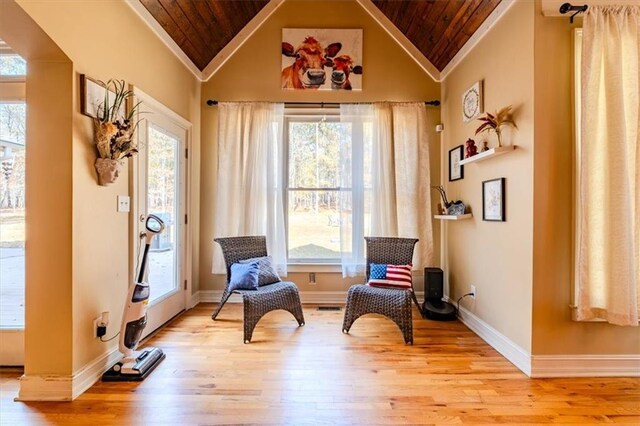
[459, 145, 515, 165]
[434, 214, 473, 220]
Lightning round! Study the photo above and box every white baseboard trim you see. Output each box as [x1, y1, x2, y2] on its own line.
[17, 348, 121, 401]
[188, 291, 201, 309]
[531, 355, 640, 378]
[197, 290, 425, 305]
[17, 374, 73, 402]
[71, 348, 122, 399]
[445, 297, 532, 376]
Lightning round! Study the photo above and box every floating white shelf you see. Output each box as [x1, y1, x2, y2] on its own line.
[434, 214, 473, 220]
[458, 145, 515, 165]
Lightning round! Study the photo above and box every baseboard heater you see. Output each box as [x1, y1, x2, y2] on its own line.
[317, 306, 341, 311]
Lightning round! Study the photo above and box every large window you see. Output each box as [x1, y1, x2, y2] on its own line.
[284, 111, 371, 264]
[0, 39, 26, 78]
[0, 55, 26, 77]
[0, 43, 26, 329]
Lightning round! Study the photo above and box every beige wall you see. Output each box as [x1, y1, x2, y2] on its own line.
[11, 0, 201, 374]
[1, 0, 74, 376]
[200, 0, 442, 294]
[442, 0, 639, 357]
[441, 0, 535, 352]
[531, 1, 639, 355]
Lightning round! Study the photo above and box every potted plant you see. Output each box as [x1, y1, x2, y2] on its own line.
[475, 105, 517, 148]
[93, 79, 141, 185]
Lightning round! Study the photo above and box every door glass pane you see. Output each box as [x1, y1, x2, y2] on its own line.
[146, 124, 179, 304]
[0, 102, 26, 328]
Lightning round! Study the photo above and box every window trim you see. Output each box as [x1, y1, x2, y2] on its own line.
[572, 28, 582, 319]
[571, 29, 608, 321]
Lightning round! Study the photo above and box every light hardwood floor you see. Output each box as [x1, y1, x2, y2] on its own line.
[1, 304, 639, 425]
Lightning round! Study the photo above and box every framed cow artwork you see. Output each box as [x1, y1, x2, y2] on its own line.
[282, 28, 363, 91]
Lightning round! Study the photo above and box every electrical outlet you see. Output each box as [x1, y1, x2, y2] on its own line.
[93, 311, 109, 338]
[309, 272, 316, 285]
[93, 317, 103, 338]
[470, 285, 476, 299]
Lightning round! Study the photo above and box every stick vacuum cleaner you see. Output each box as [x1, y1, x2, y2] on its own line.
[102, 214, 167, 381]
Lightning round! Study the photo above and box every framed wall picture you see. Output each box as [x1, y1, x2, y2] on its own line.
[462, 80, 483, 122]
[80, 74, 125, 120]
[482, 178, 505, 221]
[448, 145, 464, 181]
[282, 28, 363, 91]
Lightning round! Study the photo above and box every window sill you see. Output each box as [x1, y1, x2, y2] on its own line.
[287, 264, 342, 273]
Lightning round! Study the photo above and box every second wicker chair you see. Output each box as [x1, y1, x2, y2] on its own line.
[212, 236, 305, 343]
[342, 237, 420, 344]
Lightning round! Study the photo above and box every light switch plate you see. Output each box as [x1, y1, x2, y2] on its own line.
[117, 195, 130, 212]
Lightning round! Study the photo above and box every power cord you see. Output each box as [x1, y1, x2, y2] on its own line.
[456, 292, 475, 318]
[100, 332, 120, 343]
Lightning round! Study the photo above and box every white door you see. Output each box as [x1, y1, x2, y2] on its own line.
[134, 91, 189, 337]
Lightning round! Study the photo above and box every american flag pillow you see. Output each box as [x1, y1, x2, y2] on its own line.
[367, 263, 413, 289]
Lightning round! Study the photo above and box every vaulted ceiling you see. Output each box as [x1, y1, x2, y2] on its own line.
[372, 0, 502, 71]
[138, 0, 502, 75]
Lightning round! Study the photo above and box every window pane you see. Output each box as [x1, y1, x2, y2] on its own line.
[288, 120, 348, 188]
[0, 55, 26, 76]
[288, 190, 340, 260]
[0, 102, 26, 328]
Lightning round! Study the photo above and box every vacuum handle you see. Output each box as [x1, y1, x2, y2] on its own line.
[137, 243, 151, 284]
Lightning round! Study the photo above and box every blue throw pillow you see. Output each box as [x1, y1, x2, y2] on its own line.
[238, 256, 281, 286]
[229, 261, 260, 292]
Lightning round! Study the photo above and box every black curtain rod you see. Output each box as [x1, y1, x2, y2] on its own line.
[206, 99, 441, 107]
[559, 2, 588, 23]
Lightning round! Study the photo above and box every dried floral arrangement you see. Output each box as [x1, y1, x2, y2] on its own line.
[93, 80, 141, 160]
[475, 105, 517, 147]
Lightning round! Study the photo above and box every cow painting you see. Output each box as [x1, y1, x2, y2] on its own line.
[282, 29, 363, 91]
[326, 55, 362, 91]
[282, 37, 341, 89]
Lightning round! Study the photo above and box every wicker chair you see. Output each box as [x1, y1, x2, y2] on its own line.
[342, 237, 421, 344]
[212, 236, 305, 343]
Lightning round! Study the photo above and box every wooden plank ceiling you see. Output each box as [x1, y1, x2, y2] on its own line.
[139, 0, 501, 73]
[373, 0, 502, 71]
[139, 0, 270, 71]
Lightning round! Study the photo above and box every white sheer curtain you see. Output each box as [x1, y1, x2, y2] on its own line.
[339, 102, 434, 277]
[339, 104, 373, 276]
[577, 6, 639, 325]
[212, 102, 287, 276]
